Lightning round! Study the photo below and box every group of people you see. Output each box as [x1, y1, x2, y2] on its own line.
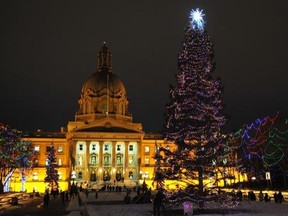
[230, 189, 285, 204]
[257, 191, 271, 202]
[273, 191, 284, 203]
[258, 190, 284, 203]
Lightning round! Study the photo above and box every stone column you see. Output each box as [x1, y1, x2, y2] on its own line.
[112, 141, 116, 180]
[85, 141, 91, 181]
[99, 141, 104, 181]
[68, 140, 77, 183]
[136, 141, 141, 181]
[124, 141, 129, 180]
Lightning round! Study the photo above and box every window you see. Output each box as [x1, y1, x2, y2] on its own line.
[128, 155, 134, 165]
[34, 146, 40, 153]
[91, 156, 96, 165]
[58, 158, 62, 166]
[33, 172, 38, 181]
[104, 156, 109, 164]
[33, 159, 39, 167]
[145, 157, 150, 165]
[78, 156, 83, 166]
[58, 172, 62, 180]
[116, 156, 122, 165]
[129, 145, 133, 151]
[104, 145, 109, 151]
[144, 146, 150, 153]
[58, 146, 63, 153]
[78, 172, 83, 179]
[79, 144, 83, 151]
[46, 146, 52, 153]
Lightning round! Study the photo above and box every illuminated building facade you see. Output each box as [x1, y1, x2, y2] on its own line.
[18, 43, 164, 192]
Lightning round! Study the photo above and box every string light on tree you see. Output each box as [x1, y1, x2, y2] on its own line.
[154, 8, 239, 209]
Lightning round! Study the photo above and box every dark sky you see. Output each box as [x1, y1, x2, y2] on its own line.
[1, 1, 287, 133]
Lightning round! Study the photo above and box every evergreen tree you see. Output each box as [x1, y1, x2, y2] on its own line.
[45, 143, 59, 192]
[156, 8, 234, 207]
[0, 123, 34, 193]
[263, 117, 288, 187]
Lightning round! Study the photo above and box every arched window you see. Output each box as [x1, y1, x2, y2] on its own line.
[90, 155, 97, 166]
[116, 155, 122, 165]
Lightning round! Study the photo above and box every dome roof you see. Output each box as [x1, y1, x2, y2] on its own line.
[76, 43, 130, 121]
[81, 71, 126, 96]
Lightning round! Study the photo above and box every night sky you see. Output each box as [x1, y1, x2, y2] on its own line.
[1, 1, 287, 133]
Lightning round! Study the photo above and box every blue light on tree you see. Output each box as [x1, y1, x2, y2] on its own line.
[190, 8, 205, 31]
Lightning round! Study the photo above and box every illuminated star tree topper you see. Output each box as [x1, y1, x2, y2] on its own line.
[190, 8, 205, 31]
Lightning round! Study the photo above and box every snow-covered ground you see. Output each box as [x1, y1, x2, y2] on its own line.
[79, 190, 288, 216]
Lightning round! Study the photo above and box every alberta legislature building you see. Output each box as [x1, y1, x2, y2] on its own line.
[15, 43, 167, 193]
[10, 43, 244, 193]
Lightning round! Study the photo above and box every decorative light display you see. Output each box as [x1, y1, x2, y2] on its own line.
[154, 8, 238, 209]
[190, 8, 205, 31]
[45, 142, 59, 191]
[0, 123, 34, 193]
[237, 114, 278, 180]
[241, 113, 278, 159]
[263, 117, 288, 185]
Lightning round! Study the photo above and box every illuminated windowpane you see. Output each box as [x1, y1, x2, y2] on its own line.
[128, 156, 134, 164]
[33, 172, 38, 181]
[145, 157, 150, 165]
[34, 146, 40, 152]
[144, 146, 150, 153]
[58, 172, 62, 180]
[78, 156, 83, 166]
[58, 146, 63, 153]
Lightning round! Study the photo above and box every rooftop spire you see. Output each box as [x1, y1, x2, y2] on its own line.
[97, 42, 112, 72]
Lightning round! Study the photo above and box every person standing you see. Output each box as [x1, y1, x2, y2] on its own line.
[277, 191, 284, 204]
[264, 193, 270, 202]
[153, 190, 165, 216]
[43, 192, 50, 207]
[85, 189, 89, 198]
[258, 191, 264, 202]
[274, 192, 278, 203]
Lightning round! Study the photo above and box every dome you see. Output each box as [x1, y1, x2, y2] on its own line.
[81, 71, 126, 97]
[75, 43, 131, 122]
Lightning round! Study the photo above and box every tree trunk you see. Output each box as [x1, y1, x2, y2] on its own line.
[0, 181, 4, 194]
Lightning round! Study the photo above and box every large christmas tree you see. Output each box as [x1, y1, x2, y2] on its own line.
[155, 8, 232, 207]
